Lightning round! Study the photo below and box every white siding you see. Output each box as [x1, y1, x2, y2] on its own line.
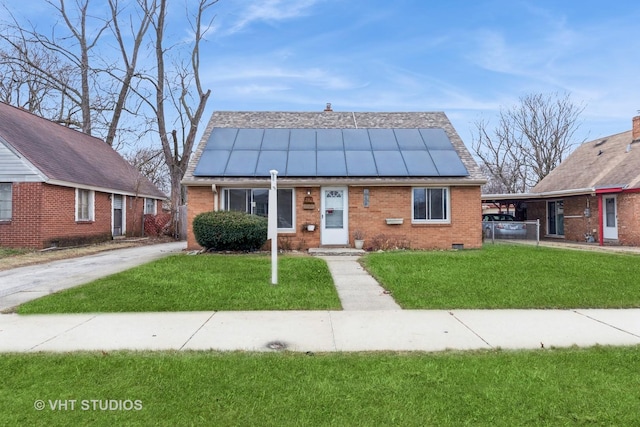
[0, 140, 44, 182]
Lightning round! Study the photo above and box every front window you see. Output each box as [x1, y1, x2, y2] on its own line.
[412, 188, 449, 223]
[144, 198, 156, 215]
[76, 189, 94, 221]
[223, 188, 294, 230]
[0, 183, 11, 221]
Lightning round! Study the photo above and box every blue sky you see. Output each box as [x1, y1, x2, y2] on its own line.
[199, 0, 640, 144]
[6, 0, 640, 147]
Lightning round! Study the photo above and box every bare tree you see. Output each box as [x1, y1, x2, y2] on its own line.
[124, 146, 170, 195]
[0, 0, 154, 147]
[473, 92, 585, 193]
[140, 0, 215, 235]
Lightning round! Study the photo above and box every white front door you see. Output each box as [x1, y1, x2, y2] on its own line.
[321, 187, 348, 245]
[603, 196, 618, 240]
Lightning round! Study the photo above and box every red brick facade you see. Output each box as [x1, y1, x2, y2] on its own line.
[0, 182, 158, 248]
[186, 185, 482, 251]
[526, 192, 640, 246]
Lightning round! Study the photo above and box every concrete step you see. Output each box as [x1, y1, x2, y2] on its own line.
[308, 247, 365, 256]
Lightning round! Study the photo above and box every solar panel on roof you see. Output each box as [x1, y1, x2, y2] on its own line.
[317, 129, 343, 150]
[225, 150, 260, 176]
[193, 150, 230, 175]
[394, 129, 426, 150]
[343, 129, 372, 150]
[373, 150, 408, 176]
[317, 151, 347, 175]
[256, 151, 288, 176]
[262, 129, 290, 150]
[192, 127, 469, 178]
[234, 128, 264, 150]
[368, 128, 398, 150]
[205, 128, 237, 150]
[345, 151, 377, 176]
[420, 128, 454, 150]
[287, 151, 316, 175]
[429, 150, 469, 176]
[289, 129, 316, 150]
[401, 150, 439, 175]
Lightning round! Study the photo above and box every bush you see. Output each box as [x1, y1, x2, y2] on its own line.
[193, 211, 268, 251]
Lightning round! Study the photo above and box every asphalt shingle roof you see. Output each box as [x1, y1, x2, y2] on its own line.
[183, 111, 485, 184]
[532, 130, 640, 193]
[0, 102, 165, 199]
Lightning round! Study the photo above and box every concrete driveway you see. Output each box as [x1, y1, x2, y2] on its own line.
[0, 241, 185, 311]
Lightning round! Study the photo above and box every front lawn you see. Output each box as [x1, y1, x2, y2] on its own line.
[2, 347, 640, 425]
[18, 254, 341, 313]
[361, 244, 640, 309]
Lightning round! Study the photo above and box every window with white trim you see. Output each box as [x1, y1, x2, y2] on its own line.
[76, 189, 94, 221]
[412, 187, 449, 223]
[0, 183, 11, 221]
[223, 188, 294, 230]
[144, 198, 156, 215]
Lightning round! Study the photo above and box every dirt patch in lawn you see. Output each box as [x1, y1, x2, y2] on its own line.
[0, 237, 177, 271]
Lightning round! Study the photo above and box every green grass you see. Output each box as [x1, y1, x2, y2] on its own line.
[2, 347, 640, 425]
[0, 247, 31, 258]
[361, 244, 640, 309]
[18, 254, 341, 313]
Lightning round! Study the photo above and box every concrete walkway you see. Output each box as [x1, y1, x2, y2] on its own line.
[320, 256, 401, 310]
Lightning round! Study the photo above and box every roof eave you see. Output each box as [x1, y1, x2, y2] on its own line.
[182, 176, 486, 187]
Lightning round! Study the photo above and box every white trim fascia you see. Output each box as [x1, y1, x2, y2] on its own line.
[482, 188, 598, 201]
[183, 178, 485, 188]
[46, 179, 165, 200]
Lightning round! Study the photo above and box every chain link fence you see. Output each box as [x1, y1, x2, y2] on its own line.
[482, 219, 540, 244]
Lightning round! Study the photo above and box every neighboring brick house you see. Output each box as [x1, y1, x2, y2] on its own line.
[181, 109, 486, 251]
[484, 116, 640, 246]
[0, 102, 166, 249]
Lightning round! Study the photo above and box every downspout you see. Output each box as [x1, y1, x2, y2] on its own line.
[212, 184, 218, 211]
[597, 195, 604, 246]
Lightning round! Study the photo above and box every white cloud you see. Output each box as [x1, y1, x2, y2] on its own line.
[224, 0, 321, 34]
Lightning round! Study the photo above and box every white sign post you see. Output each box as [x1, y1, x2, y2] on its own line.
[268, 170, 278, 285]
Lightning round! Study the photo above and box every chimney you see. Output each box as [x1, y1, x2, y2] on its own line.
[633, 115, 640, 141]
[323, 102, 333, 112]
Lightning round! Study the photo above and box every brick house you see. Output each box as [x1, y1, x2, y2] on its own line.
[182, 110, 486, 251]
[484, 116, 640, 246]
[0, 102, 166, 249]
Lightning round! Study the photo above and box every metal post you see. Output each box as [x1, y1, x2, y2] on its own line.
[268, 170, 278, 285]
[536, 219, 540, 246]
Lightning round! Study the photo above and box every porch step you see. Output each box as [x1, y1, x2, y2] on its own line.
[309, 247, 365, 256]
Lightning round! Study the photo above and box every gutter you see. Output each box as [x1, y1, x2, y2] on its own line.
[182, 177, 487, 187]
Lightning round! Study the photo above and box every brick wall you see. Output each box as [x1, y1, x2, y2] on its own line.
[186, 186, 215, 249]
[0, 182, 43, 248]
[617, 192, 640, 245]
[185, 184, 483, 251]
[526, 193, 640, 246]
[40, 184, 112, 246]
[0, 182, 121, 249]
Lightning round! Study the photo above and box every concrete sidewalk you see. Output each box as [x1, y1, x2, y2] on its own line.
[1, 309, 639, 353]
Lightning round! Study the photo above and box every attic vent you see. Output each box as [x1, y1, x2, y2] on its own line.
[594, 139, 607, 147]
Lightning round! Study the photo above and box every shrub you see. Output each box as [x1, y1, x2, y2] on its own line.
[193, 211, 268, 251]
